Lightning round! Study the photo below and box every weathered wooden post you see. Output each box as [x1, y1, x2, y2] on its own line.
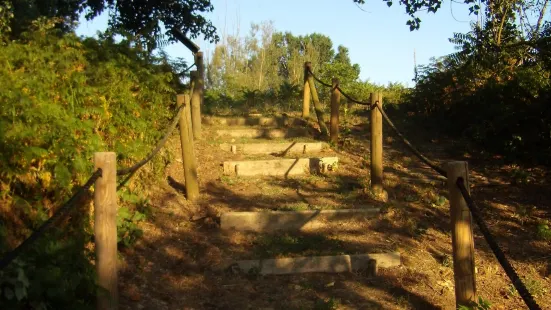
[447, 161, 476, 307]
[370, 92, 384, 196]
[177, 94, 199, 200]
[194, 51, 204, 138]
[190, 70, 202, 140]
[330, 78, 341, 144]
[194, 51, 205, 86]
[304, 62, 329, 137]
[302, 63, 311, 118]
[94, 152, 118, 310]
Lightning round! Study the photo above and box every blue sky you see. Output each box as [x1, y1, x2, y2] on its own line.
[76, 0, 479, 86]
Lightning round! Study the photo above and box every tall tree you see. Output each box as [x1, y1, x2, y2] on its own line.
[323, 45, 360, 85]
[6, 0, 219, 48]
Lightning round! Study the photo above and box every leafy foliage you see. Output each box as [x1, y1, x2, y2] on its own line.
[405, 1, 551, 164]
[117, 206, 146, 247]
[537, 221, 551, 240]
[0, 1, 13, 43]
[0, 227, 97, 309]
[0, 19, 180, 307]
[458, 297, 492, 310]
[5, 0, 219, 49]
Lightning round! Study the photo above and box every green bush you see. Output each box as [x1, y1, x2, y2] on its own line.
[0, 19, 178, 307]
[537, 221, 551, 241]
[405, 20, 551, 165]
[0, 229, 97, 309]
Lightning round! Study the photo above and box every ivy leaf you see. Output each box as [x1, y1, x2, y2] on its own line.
[132, 211, 146, 222]
[54, 163, 72, 189]
[118, 207, 131, 220]
[387, 1, 392, 7]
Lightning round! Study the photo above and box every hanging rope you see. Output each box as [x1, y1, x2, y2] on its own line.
[0, 169, 103, 270]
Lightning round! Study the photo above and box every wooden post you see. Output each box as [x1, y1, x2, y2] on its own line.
[370, 92, 383, 194]
[194, 51, 205, 84]
[304, 62, 329, 137]
[177, 94, 199, 200]
[194, 51, 204, 138]
[330, 78, 341, 144]
[190, 70, 202, 140]
[447, 161, 476, 307]
[94, 152, 118, 310]
[302, 63, 311, 118]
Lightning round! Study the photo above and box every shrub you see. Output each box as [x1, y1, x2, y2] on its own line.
[0, 20, 178, 307]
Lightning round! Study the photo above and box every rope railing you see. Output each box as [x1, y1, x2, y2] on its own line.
[308, 67, 446, 176]
[308, 67, 372, 106]
[310, 71, 332, 88]
[306, 64, 542, 310]
[117, 64, 196, 177]
[116, 104, 185, 176]
[0, 59, 203, 308]
[374, 104, 447, 177]
[0, 169, 103, 270]
[0, 100, 189, 271]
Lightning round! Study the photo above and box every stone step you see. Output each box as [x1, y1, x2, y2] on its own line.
[203, 115, 306, 127]
[215, 127, 309, 139]
[223, 157, 338, 177]
[219, 142, 326, 155]
[222, 253, 401, 275]
[221, 208, 380, 232]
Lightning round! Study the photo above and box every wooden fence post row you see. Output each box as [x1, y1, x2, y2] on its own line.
[447, 161, 476, 307]
[94, 152, 118, 310]
[92, 94, 201, 308]
[330, 78, 341, 144]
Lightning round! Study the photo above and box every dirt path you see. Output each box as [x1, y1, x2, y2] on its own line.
[118, 111, 550, 310]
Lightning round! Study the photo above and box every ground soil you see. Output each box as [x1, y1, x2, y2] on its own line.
[118, 109, 551, 310]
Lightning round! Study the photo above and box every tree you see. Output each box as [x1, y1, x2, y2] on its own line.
[5, 0, 219, 48]
[323, 45, 361, 85]
[353, 0, 486, 30]
[406, 0, 551, 163]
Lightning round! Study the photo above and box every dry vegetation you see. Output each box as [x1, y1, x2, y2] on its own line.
[118, 109, 551, 309]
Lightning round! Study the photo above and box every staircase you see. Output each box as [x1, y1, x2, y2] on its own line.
[203, 113, 401, 276]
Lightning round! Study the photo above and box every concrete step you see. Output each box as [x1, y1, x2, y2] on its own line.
[223, 157, 338, 177]
[222, 253, 401, 275]
[219, 142, 326, 155]
[215, 127, 309, 139]
[221, 208, 380, 232]
[203, 115, 307, 127]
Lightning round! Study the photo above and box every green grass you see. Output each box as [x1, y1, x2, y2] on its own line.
[220, 175, 237, 186]
[278, 202, 310, 211]
[253, 233, 345, 258]
[537, 221, 551, 240]
[277, 202, 340, 211]
[507, 278, 546, 298]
